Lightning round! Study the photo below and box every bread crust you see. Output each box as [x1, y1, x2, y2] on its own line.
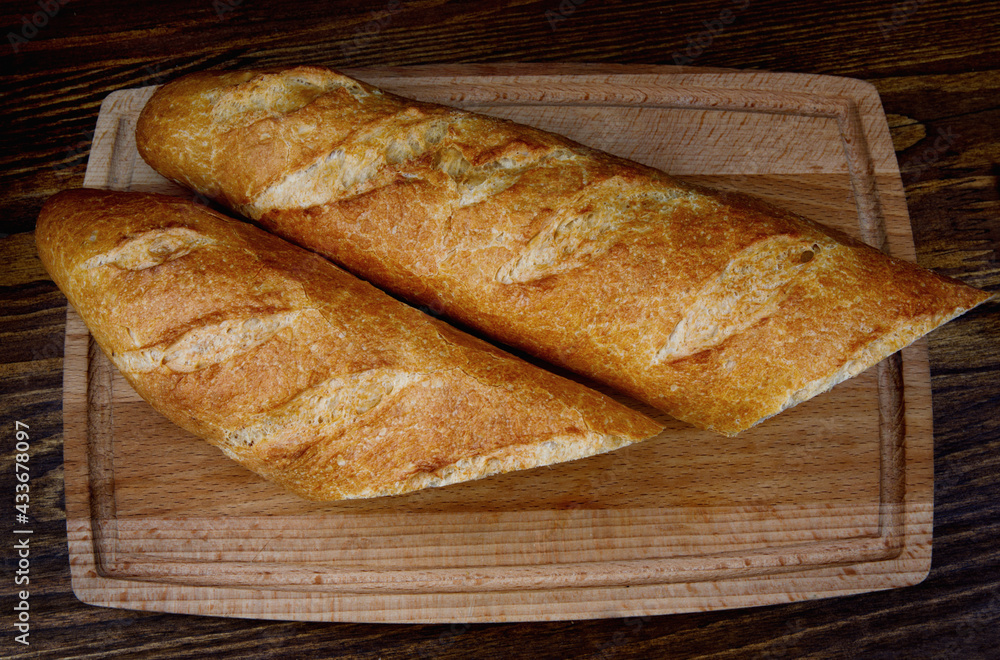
[136, 66, 992, 435]
[35, 189, 662, 500]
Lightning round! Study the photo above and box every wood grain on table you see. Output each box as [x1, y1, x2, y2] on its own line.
[1, 0, 998, 657]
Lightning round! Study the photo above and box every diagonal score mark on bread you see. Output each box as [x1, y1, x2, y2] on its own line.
[497, 178, 703, 285]
[436, 144, 577, 209]
[655, 234, 831, 362]
[210, 68, 369, 127]
[114, 310, 306, 373]
[82, 227, 217, 270]
[223, 367, 424, 449]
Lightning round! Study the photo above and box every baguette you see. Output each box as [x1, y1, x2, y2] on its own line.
[35, 189, 662, 500]
[135, 66, 992, 435]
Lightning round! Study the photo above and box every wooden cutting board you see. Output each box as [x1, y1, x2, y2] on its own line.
[64, 64, 933, 623]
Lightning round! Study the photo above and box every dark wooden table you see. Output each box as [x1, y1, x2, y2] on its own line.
[2, 1, 998, 657]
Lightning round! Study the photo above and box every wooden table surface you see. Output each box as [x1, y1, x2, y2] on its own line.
[2, 0, 998, 657]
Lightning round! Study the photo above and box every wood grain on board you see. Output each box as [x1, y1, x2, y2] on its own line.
[63, 66, 934, 623]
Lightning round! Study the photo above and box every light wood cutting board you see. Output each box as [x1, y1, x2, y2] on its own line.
[64, 64, 933, 623]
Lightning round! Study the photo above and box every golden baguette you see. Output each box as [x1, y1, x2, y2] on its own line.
[135, 66, 992, 435]
[35, 189, 662, 500]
